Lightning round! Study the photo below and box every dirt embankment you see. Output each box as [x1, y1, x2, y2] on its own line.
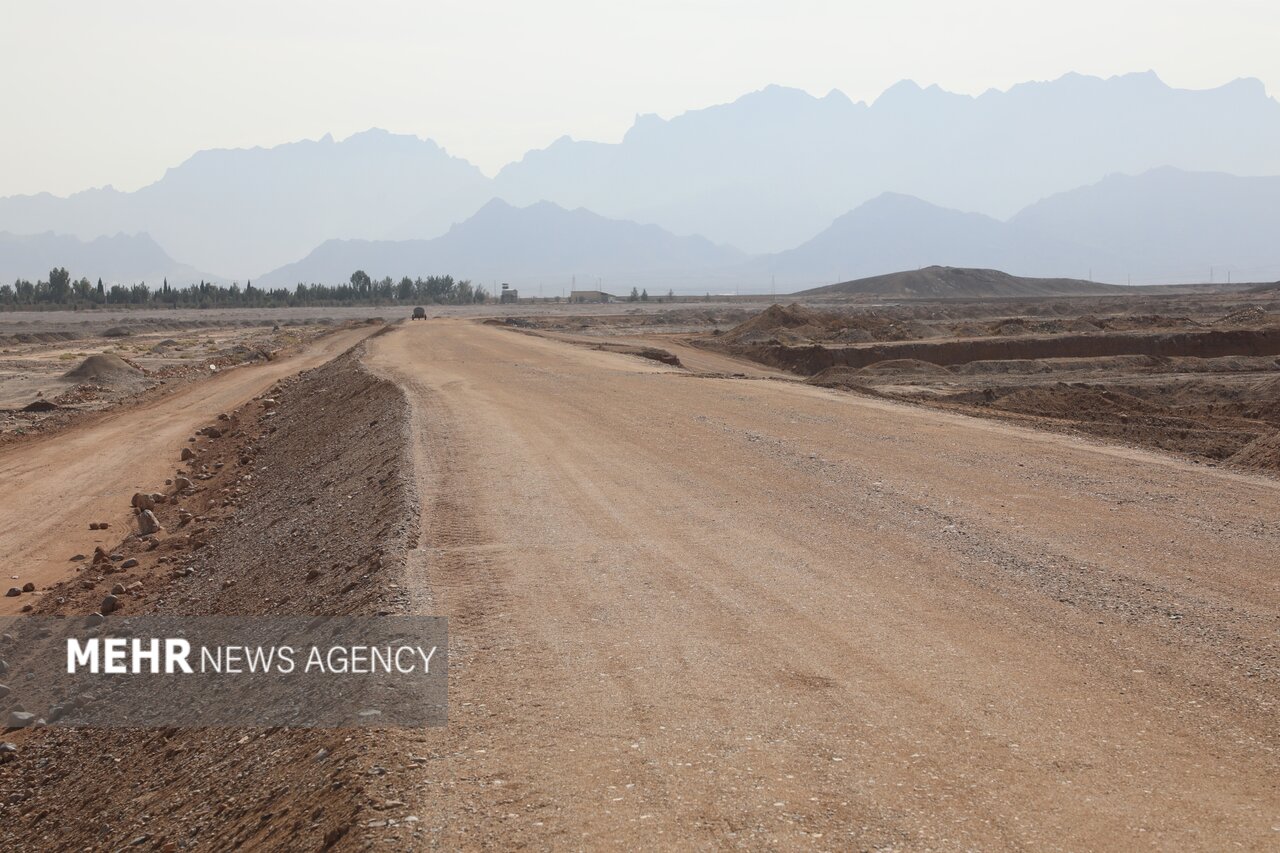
[706, 305, 1280, 471]
[809, 360, 1280, 469]
[0, 340, 419, 851]
[730, 327, 1280, 375]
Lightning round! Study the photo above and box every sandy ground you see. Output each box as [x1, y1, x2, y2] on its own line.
[365, 319, 1279, 850]
[0, 324, 377, 614]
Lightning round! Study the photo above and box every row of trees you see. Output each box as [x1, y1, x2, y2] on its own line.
[0, 269, 490, 310]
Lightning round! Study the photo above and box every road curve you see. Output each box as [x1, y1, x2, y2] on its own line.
[368, 319, 1280, 850]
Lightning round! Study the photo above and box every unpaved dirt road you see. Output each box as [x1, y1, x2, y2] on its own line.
[368, 320, 1279, 851]
[0, 325, 376, 613]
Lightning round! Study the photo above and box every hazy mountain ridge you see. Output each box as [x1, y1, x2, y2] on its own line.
[752, 168, 1280, 288]
[1, 73, 1278, 287]
[0, 129, 492, 278]
[756, 192, 1123, 286]
[1012, 168, 1280, 283]
[6, 167, 1280, 291]
[257, 199, 747, 288]
[496, 72, 1280, 252]
[0, 231, 209, 285]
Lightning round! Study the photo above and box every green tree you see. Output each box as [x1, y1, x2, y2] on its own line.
[628, 287, 639, 302]
[49, 267, 71, 303]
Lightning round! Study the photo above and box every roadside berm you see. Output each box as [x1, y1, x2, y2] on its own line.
[0, 338, 421, 851]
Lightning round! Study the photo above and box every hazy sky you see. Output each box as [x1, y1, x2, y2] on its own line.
[3, 0, 1278, 197]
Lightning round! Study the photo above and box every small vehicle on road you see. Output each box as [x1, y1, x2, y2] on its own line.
[411, 306, 427, 320]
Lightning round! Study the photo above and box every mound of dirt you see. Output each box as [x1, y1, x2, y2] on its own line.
[589, 342, 683, 367]
[986, 384, 1159, 421]
[859, 359, 953, 376]
[829, 327, 876, 344]
[1229, 431, 1280, 471]
[717, 304, 935, 347]
[62, 353, 145, 383]
[719, 303, 828, 344]
[1067, 319, 1104, 333]
[796, 266, 1123, 298]
[1214, 305, 1268, 326]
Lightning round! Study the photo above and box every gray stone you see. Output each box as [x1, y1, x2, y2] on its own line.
[137, 510, 162, 535]
[6, 711, 35, 728]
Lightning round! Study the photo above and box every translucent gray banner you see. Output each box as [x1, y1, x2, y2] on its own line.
[0, 616, 447, 728]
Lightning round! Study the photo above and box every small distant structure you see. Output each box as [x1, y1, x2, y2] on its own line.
[499, 283, 519, 304]
[569, 290, 616, 303]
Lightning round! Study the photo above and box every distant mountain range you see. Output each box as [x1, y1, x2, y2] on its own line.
[257, 199, 745, 288]
[756, 192, 1119, 285]
[10, 167, 1278, 292]
[0, 232, 206, 285]
[0, 72, 1278, 288]
[0, 129, 490, 277]
[495, 72, 1280, 253]
[1011, 167, 1280, 283]
[261, 167, 1280, 289]
[758, 168, 1280, 286]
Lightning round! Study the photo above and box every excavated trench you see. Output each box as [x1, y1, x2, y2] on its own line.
[725, 327, 1280, 374]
